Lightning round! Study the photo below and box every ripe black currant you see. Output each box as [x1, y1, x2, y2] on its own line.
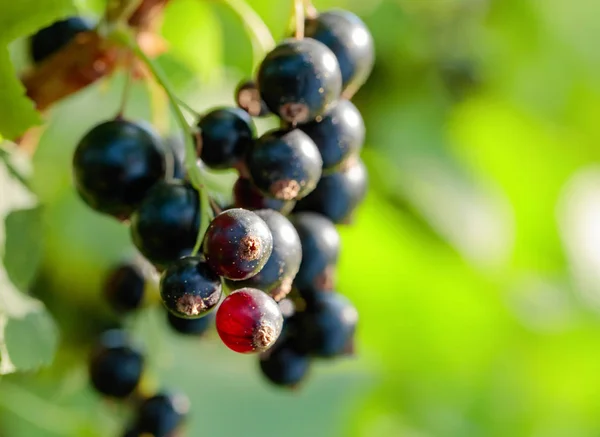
[30, 17, 93, 63]
[245, 129, 322, 200]
[103, 263, 146, 314]
[160, 256, 222, 319]
[235, 80, 270, 117]
[296, 99, 365, 172]
[89, 329, 144, 398]
[121, 428, 140, 437]
[202, 208, 273, 281]
[216, 288, 284, 353]
[290, 212, 341, 295]
[289, 291, 358, 358]
[233, 177, 296, 215]
[167, 310, 215, 336]
[294, 158, 368, 223]
[257, 38, 342, 123]
[259, 338, 311, 388]
[73, 119, 166, 220]
[225, 209, 302, 301]
[134, 392, 190, 437]
[130, 180, 201, 269]
[196, 107, 255, 170]
[304, 10, 375, 95]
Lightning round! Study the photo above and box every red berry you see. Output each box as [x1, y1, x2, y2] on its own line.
[215, 288, 283, 353]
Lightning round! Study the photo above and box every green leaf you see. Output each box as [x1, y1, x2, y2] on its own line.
[0, 0, 76, 43]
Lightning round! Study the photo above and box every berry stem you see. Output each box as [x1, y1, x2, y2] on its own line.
[130, 41, 212, 254]
[294, 0, 305, 39]
[303, 0, 318, 19]
[115, 50, 134, 118]
[219, 0, 276, 70]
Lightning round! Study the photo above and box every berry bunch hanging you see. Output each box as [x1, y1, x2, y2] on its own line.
[30, 0, 374, 434]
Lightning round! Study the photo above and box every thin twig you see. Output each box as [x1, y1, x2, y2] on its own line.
[294, 0, 305, 39]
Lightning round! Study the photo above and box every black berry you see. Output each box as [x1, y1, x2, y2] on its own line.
[73, 119, 166, 220]
[246, 129, 322, 201]
[30, 17, 93, 63]
[196, 107, 255, 170]
[203, 208, 273, 281]
[259, 338, 311, 387]
[167, 310, 214, 336]
[225, 209, 301, 301]
[304, 10, 374, 95]
[160, 256, 222, 319]
[103, 263, 145, 314]
[290, 212, 340, 296]
[235, 80, 270, 117]
[233, 177, 296, 215]
[294, 158, 367, 223]
[296, 99, 365, 172]
[134, 392, 189, 437]
[257, 38, 342, 123]
[130, 180, 201, 268]
[89, 329, 144, 398]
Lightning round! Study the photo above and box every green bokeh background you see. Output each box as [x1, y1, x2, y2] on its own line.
[3, 0, 600, 436]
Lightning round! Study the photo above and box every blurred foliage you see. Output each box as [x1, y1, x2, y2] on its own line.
[2, 0, 600, 436]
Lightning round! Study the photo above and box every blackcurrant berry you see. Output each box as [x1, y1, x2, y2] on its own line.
[103, 263, 145, 314]
[121, 428, 141, 437]
[245, 129, 322, 200]
[167, 310, 214, 336]
[289, 291, 358, 358]
[259, 339, 311, 388]
[160, 256, 222, 319]
[216, 288, 283, 353]
[89, 329, 144, 398]
[290, 213, 340, 295]
[294, 158, 368, 223]
[257, 38, 342, 123]
[296, 99, 365, 172]
[235, 80, 270, 117]
[130, 180, 201, 268]
[202, 208, 273, 281]
[233, 177, 296, 215]
[164, 135, 186, 180]
[304, 10, 374, 95]
[196, 107, 255, 170]
[134, 392, 189, 437]
[30, 17, 93, 63]
[225, 210, 302, 302]
[73, 119, 166, 220]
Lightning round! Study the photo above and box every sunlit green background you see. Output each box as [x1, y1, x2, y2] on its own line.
[3, 0, 600, 435]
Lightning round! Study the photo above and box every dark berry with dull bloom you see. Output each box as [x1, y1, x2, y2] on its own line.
[216, 288, 283, 353]
[167, 310, 214, 336]
[196, 108, 255, 170]
[134, 392, 189, 437]
[246, 129, 322, 201]
[203, 208, 273, 281]
[295, 158, 368, 223]
[30, 17, 93, 63]
[73, 119, 166, 219]
[233, 177, 296, 215]
[289, 291, 358, 357]
[103, 263, 146, 314]
[89, 329, 143, 398]
[304, 10, 375, 94]
[259, 338, 311, 387]
[257, 38, 342, 123]
[130, 180, 201, 269]
[236, 80, 270, 117]
[290, 212, 340, 298]
[296, 99, 365, 172]
[160, 256, 222, 319]
[226, 210, 301, 301]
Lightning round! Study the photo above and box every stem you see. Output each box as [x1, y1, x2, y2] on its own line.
[131, 42, 212, 254]
[294, 0, 305, 39]
[219, 0, 276, 70]
[115, 51, 134, 118]
[304, 0, 318, 19]
[175, 97, 202, 118]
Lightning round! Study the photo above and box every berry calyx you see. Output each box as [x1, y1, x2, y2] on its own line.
[72, 119, 166, 220]
[235, 80, 270, 117]
[196, 107, 255, 170]
[30, 17, 93, 63]
[166, 310, 214, 336]
[203, 208, 273, 281]
[89, 329, 144, 398]
[226, 209, 302, 302]
[245, 129, 322, 201]
[160, 256, 223, 319]
[103, 263, 146, 314]
[216, 288, 284, 353]
[257, 38, 342, 123]
[134, 392, 190, 437]
[233, 177, 296, 215]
